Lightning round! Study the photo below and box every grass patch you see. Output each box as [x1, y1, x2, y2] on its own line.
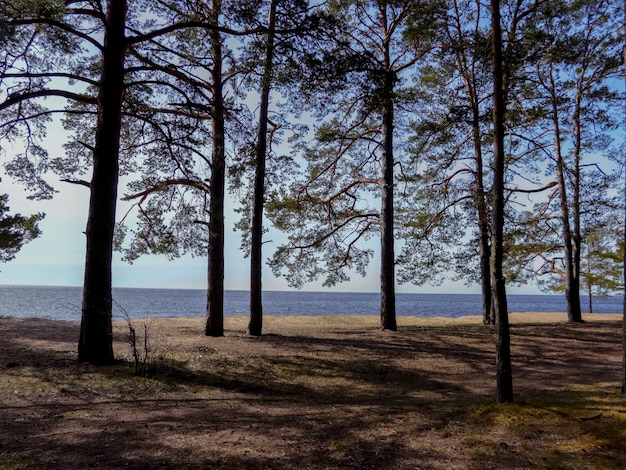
[456, 388, 626, 469]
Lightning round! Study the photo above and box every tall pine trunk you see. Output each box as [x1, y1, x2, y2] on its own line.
[205, 1, 226, 337]
[450, 1, 492, 325]
[379, 17, 396, 331]
[380, 88, 396, 331]
[479, 219, 493, 325]
[471, 105, 492, 325]
[248, 0, 277, 336]
[622, 0, 626, 394]
[569, 86, 583, 322]
[490, 0, 512, 403]
[555, 137, 580, 321]
[78, 0, 127, 365]
[549, 61, 582, 323]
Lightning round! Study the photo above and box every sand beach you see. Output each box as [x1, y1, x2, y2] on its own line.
[1, 312, 624, 469]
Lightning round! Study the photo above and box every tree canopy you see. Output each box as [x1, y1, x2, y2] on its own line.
[0, 181, 43, 263]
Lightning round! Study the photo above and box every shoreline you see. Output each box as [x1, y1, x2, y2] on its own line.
[1, 311, 623, 326]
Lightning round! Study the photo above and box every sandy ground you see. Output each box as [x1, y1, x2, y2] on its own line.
[1, 312, 624, 469]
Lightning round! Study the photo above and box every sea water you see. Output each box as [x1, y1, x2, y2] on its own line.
[0, 285, 622, 322]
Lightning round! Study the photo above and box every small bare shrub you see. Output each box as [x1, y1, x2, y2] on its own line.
[126, 318, 151, 376]
[115, 302, 152, 376]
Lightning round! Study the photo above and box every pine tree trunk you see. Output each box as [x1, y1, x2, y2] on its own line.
[453, 3, 492, 326]
[380, 110, 396, 330]
[205, 2, 225, 337]
[548, 60, 582, 324]
[378, 9, 396, 331]
[491, 0, 512, 403]
[379, 62, 396, 331]
[472, 104, 492, 325]
[248, 0, 277, 337]
[556, 159, 581, 322]
[569, 87, 584, 323]
[622, 0, 626, 394]
[78, 0, 127, 365]
[480, 225, 493, 324]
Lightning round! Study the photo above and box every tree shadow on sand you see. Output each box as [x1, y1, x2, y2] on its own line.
[1, 317, 624, 469]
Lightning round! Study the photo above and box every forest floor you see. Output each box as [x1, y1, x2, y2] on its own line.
[1, 312, 625, 469]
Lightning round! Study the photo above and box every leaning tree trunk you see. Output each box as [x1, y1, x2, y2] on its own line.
[205, 2, 226, 337]
[490, 0, 512, 403]
[548, 61, 582, 323]
[452, 3, 492, 326]
[471, 102, 492, 325]
[555, 152, 581, 321]
[78, 0, 127, 365]
[248, 0, 277, 337]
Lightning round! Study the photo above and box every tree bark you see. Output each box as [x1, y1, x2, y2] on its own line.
[379, 9, 396, 331]
[549, 60, 582, 323]
[479, 203, 492, 324]
[78, 0, 127, 365]
[472, 105, 492, 325]
[491, 0, 512, 403]
[622, 0, 626, 394]
[569, 85, 583, 322]
[449, 0, 492, 325]
[205, 0, 226, 337]
[380, 83, 396, 331]
[248, 0, 277, 337]
[555, 141, 580, 321]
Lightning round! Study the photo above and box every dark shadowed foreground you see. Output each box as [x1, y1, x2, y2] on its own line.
[1, 313, 625, 469]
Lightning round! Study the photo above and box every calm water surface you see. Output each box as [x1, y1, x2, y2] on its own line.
[0, 285, 622, 322]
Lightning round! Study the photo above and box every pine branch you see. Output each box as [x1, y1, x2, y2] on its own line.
[123, 179, 211, 204]
[61, 178, 90, 188]
[0, 89, 96, 111]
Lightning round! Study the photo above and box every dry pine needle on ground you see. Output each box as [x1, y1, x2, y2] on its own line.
[0, 313, 624, 469]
